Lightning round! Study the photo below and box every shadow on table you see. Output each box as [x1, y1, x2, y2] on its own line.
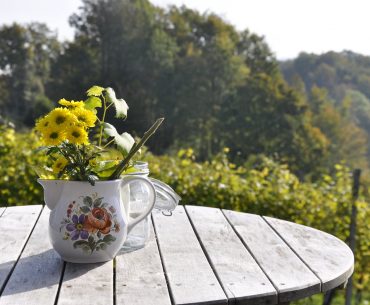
[0, 249, 105, 296]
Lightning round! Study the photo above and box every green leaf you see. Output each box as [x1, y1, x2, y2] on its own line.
[123, 166, 139, 174]
[73, 240, 89, 249]
[105, 87, 129, 118]
[103, 123, 135, 154]
[30, 165, 54, 179]
[84, 96, 102, 110]
[87, 175, 98, 186]
[91, 160, 118, 172]
[100, 243, 107, 250]
[83, 196, 93, 207]
[92, 161, 118, 178]
[80, 206, 90, 213]
[103, 234, 116, 243]
[86, 85, 104, 97]
[46, 147, 59, 155]
[93, 197, 103, 207]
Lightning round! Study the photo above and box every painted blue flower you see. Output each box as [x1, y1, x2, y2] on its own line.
[66, 214, 89, 240]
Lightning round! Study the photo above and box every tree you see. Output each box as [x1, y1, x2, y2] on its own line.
[309, 87, 368, 172]
[0, 23, 60, 126]
[166, 7, 249, 158]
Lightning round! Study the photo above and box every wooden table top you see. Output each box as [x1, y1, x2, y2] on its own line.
[0, 205, 354, 305]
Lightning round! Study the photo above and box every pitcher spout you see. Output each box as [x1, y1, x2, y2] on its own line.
[37, 179, 64, 210]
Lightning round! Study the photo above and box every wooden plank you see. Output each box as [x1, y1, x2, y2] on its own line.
[223, 210, 321, 303]
[0, 208, 5, 217]
[264, 216, 354, 292]
[0, 205, 43, 293]
[115, 220, 171, 305]
[152, 206, 228, 305]
[57, 261, 113, 305]
[0, 207, 64, 305]
[185, 206, 277, 305]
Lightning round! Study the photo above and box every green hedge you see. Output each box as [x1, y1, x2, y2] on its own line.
[145, 149, 369, 295]
[0, 126, 45, 206]
[0, 129, 369, 298]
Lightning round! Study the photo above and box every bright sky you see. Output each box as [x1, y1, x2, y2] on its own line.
[0, 0, 369, 59]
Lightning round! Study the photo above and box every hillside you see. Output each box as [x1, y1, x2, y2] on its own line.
[280, 51, 370, 138]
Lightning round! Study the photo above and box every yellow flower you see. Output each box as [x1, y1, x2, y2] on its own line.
[66, 125, 89, 145]
[52, 156, 68, 174]
[42, 127, 66, 146]
[58, 99, 85, 109]
[4, 128, 15, 142]
[48, 108, 76, 128]
[72, 107, 97, 128]
[35, 115, 53, 133]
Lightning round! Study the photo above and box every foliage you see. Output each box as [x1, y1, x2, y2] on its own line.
[0, 126, 45, 206]
[0, 23, 59, 125]
[1, 3, 369, 179]
[281, 52, 370, 170]
[50, 0, 334, 176]
[145, 148, 370, 295]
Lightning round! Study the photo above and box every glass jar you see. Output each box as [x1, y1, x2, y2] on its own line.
[121, 162, 180, 252]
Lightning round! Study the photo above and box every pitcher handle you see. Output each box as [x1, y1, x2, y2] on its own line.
[121, 176, 156, 233]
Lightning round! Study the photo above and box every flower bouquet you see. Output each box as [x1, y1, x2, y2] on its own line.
[34, 85, 163, 183]
[34, 85, 162, 263]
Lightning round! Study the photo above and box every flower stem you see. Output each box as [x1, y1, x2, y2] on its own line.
[103, 139, 115, 149]
[98, 95, 107, 147]
[109, 118, 164, 179]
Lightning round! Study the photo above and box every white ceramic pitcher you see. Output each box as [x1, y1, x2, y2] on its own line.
[38, 177, 156, 263]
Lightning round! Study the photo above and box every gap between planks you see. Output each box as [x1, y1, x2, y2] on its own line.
[261, 216, 323, 290]
[183, 207, 235, 304]
[151, 213, 176, 305]
[222, 209, 321, 304]
[0, 205, 44, 296]
[263, 216, 353, 292]
[185, 206, 277, 305]
[0, 207, 65, 305]
[152, 206, 228, 305]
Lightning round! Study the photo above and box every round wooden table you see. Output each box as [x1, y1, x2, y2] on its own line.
[0, 205, 354, 305]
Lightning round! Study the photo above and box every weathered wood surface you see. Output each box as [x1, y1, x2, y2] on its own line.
[0, 207, 64, 305]
[0, 205, 43, 293]
[152, 206, 228, 305]
[264, 216, 354, 292]
[186, 205, 277, 305]
[115, 221, 171, 305]
[223, 210, 321, 303]
[0, 205, 354, 305]
[57, 261, 113, 305]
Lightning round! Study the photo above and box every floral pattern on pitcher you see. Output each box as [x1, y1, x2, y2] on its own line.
[60, 192, 121, 254]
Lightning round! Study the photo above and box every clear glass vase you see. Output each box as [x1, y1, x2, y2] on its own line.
[121, 161, 180, 252]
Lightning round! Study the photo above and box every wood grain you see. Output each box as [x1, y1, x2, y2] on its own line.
[0, 207, 64, 305]
[223, 210, 321, 303]
[153, 206, 227, 305]
[0, 205, 43, 293]
[264, 216, 354, 291]
[115, 220, 171, 305]
[0, 205, 355, 305]
[186, 206, 277, 305]
[57, 261, 113, 305]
